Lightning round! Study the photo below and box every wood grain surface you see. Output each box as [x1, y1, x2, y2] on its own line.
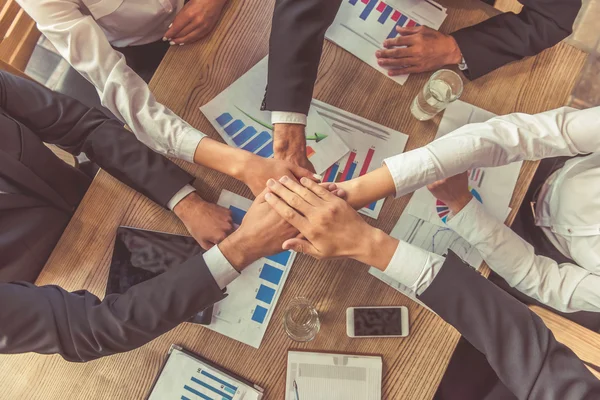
[0, 0, 587, 398]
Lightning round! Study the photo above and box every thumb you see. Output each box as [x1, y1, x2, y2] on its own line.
[283, 238, 320, 258]
[291, 164, 322, 183]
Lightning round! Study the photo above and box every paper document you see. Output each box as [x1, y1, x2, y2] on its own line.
[326, 0, 447, 85]
[311, 99, 409, 219]
[149, 346, 263, 400]
[205, 190, 296, 348]
[200, 57, 349, 174]
[285, 351, 382, 400]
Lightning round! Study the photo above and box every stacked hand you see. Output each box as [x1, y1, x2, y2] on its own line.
[264, 176, 398, 270]
[273, 124, 315, 173]
[164, 0, 228, 45]
[376, 26, 462, 76]
[240, 153, 320, 197]
[174, 193, 233, 250]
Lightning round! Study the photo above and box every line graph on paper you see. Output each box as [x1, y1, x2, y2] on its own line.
[392, 213, 484, 269]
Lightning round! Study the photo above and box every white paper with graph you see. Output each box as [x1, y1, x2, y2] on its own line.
[369, 100, 522, 300]
[205, 190, 296, 349]
[200, 57, 349, 174]
[311, 99, 409, 219]
[285, 351, 382, 400]
[326, 0, 447, 84]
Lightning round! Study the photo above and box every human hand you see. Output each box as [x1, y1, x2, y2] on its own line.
[427, 172, 473, 214]
[218, 191, 299, 271]
[264, 176, 398, 269]
[163, 0, 227, 45]
[240, 154, 321, 196]
[376, 25, 462, 76]
[173, 193, 233, 250]
[273, 124, 315, 173]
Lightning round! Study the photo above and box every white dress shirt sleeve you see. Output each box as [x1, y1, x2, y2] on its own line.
[166, 184, 196, 211]
[384, 106, 600, 197]
[383, 241, 446, 295]
[271, 112, 307, 125]
[20, 1, 206, 162]
[203, 245, 240, 290]
[447, 198, 600, 313]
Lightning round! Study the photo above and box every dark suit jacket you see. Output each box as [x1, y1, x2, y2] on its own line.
[421, 251, 600, 399]
[0, 71, 226, 362]
[265, 0, 580, 115]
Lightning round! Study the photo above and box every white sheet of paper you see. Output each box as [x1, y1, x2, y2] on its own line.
[204, 190, 296, 349]
[149, 347, 262, 400]
[200, 57, 349, 174]
[325, 0, 447, 85]
[285, 351, 382, 400]
[311, 99, 409, 219]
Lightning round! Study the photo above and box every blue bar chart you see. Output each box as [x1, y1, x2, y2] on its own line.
[215, 112, 274, 159]
[207, 190, 298, 348]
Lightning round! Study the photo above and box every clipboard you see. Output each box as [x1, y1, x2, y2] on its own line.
[147, 344, 264, 400]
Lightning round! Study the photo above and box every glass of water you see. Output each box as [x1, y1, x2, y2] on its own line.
[411, 69, 464, 121]
[283, 297, 320, 342]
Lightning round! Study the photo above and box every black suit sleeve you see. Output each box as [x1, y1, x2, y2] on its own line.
[419, 251, 600, 399]
[0, 254, 225, 362]
[265, 0, 342, 114]
[0, 71, 193, 208]
[451, 0, 581, 80]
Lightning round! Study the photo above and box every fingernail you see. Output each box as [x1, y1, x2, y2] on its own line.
[168, 23, 173, 28]
[162, 37, 167, 42]
[267, 179, 276, 187]
[300, 177, 308, 184]
[179, 43, 185, 46]
[169, 41, 176, 45]
[265, 193, 273, 200]
[313, 174, 323, 181]
[279, 176, 289, 183]
[376, 50, 381, 57]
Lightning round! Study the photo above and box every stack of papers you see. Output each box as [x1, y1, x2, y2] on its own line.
[285, 351, 382, 400]
[326, 0, 448, 84]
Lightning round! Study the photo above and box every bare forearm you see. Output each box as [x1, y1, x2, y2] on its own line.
[193, 137, 251, 179]
[337, 165, 396, 209]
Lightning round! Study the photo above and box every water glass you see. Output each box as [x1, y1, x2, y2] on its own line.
[411, 69, 464, 121]
[568, 37, 600, 109]
[283, 297, 320, 342]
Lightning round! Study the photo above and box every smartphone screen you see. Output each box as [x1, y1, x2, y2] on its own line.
[353, 308, 403, 336]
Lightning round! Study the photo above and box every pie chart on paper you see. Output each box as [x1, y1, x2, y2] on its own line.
[436, 187, 482, 223]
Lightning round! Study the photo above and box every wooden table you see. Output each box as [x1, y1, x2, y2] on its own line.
[0, 0, 587, 398]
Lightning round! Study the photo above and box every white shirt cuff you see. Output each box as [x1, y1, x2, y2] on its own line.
[271, 111, 307, 126]
[177, 127, 207, 163]
[383, 147, 436, 198]
[167, 184, 196, 211]
[383, 241, 445, 295]
[203, 245, 240, 290]
[446, 198, 498, 246]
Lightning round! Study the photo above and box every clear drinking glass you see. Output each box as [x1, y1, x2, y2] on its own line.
[568, 37, 600, 109]
[283, 297, 320, 342]
[411, 69, 464, 121]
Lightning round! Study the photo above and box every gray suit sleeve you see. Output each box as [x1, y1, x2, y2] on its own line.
[265, 0, 342, 114]
[0, 71, 193, 208]
[419, 251, 600, 399]
[0, 254, 225, 362]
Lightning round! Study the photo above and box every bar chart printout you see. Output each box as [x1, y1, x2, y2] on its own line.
[206, 190, 297, 348]
[149, 347, 263, 400]
[312, 99, 409, 219]
[200, 57, 349, 174]
[326, 0, 447, 84]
